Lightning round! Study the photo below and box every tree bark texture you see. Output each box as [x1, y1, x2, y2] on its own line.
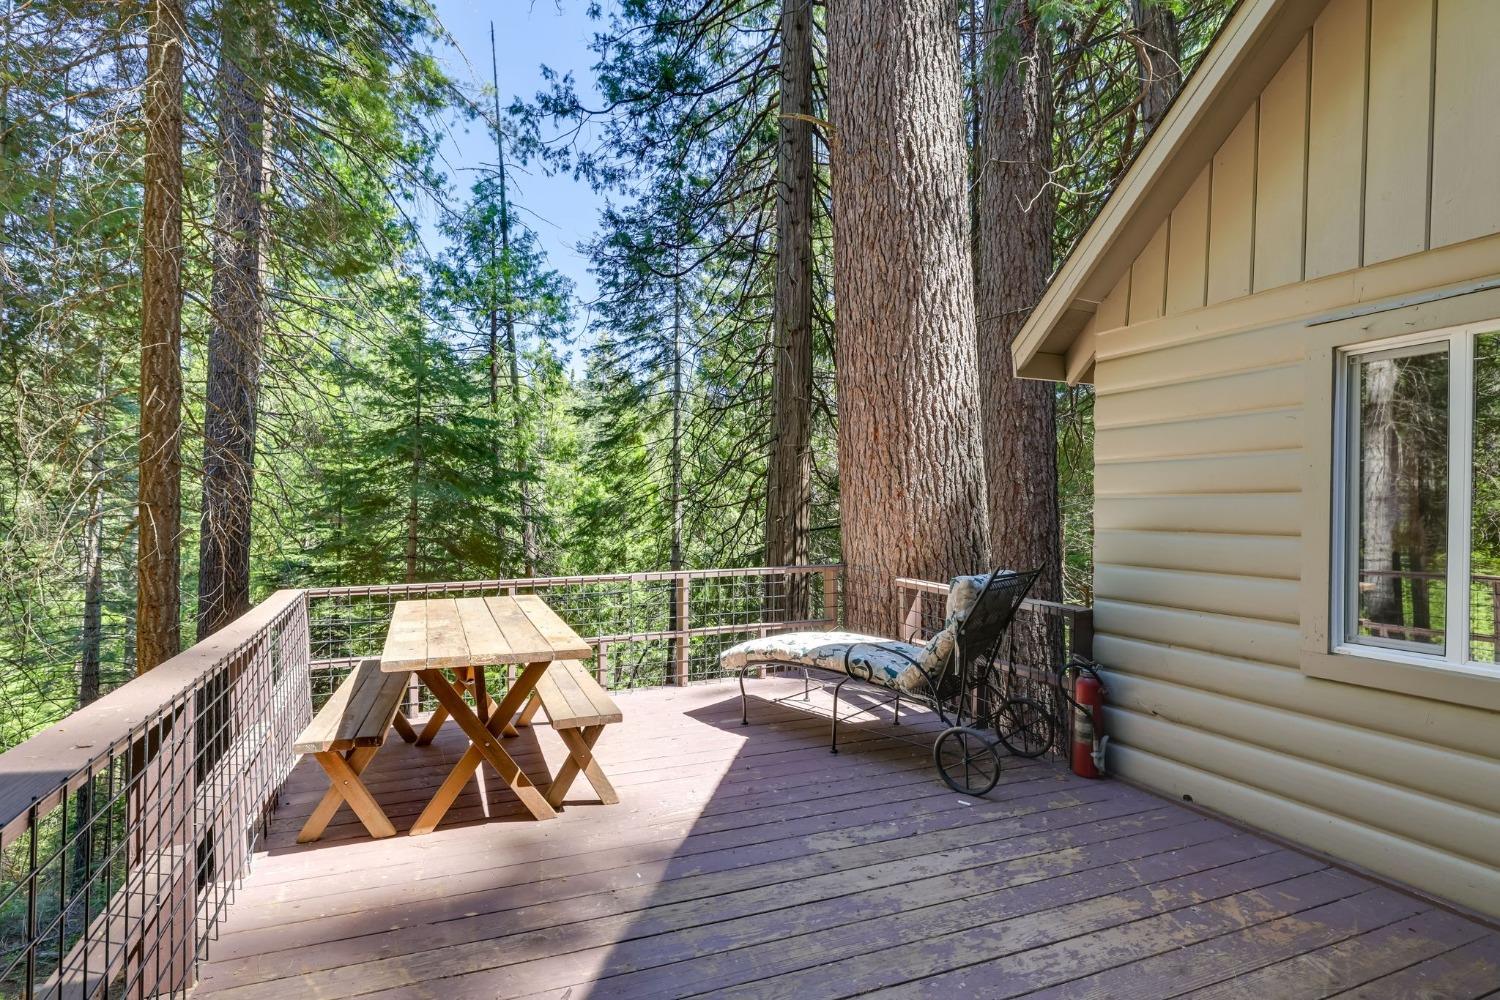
[198, 30, 265, 641]
[1132, 0, 1182, 129]
[975, 0, 1062, 616]
[80, 380, 105, 707]
[137, 0, 185, 673]
[766, 0, 815, 620]
[829, 0, 992, 633]
[1360, 360, 1402, 626]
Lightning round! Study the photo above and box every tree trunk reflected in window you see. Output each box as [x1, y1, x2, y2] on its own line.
[1472, 333, 1500, 662]
[1353, 347, 1449, 649]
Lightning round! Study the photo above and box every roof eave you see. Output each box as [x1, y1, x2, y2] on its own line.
[1013, 0, 1330, 381]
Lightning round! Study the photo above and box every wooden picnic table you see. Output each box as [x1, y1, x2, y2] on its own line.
[379, 594, 592, 832]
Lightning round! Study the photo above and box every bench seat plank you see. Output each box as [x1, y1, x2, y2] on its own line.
[295, 658, 410, 842]
[533, 661, 622, 728]
[529, 660, 622, 808]
[295, 659, 410, 755]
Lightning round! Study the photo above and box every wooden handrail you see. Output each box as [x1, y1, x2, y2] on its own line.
[305, 564, 846, 598]
[0, 589, 305, 849]
[893, 575, 1093, 660]
[892, 576, 1092, 615]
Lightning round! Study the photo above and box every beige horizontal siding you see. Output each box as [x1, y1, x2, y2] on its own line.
[1096, 529, 1300, 580]
[1094, 601, 1301, 668]
[1104, 671, 1500, 817]
[1096, 408, 1301, 462]
[1106, 706, 1500, 869]
[1083, 0, 1500, 921]
[1098, 323, 1305, 393]
[1095, 565, 1300, 624]
[1096, 365, 1302, 428]
[1095, 493, 1301, 536]
[1096, 450, 1302, 497]
[1096, 634, 1500, 757]
[1108, 744, 1500, 918]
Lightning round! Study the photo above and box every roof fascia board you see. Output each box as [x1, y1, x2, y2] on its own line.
[1012, 0, 1327, 376]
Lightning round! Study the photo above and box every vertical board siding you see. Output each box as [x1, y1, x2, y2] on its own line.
[1362, 0, 1434, 265]
[1132, 0, 1496, 318]
[1207, 105, 1259, 304]
[1253, 35, 1309, 292]
[1166, 165, 1212, 314]
[1096, 268, 1131, 334]
[1430, 0, 1500, 248]
[1306, 0, 1368, 279]
[1129, 219, 1169, 324]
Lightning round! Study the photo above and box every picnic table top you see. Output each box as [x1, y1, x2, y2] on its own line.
[378, 594, 592, 672]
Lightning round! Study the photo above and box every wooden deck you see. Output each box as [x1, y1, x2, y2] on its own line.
[194, 679, 1500, 999]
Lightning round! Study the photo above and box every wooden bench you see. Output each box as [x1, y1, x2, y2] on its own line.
[294, 658, 417, 843]
[518, 660, 623, 808]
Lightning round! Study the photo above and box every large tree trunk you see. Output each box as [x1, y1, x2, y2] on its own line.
[1132, 0, 1182, 129]
[975, 0, 1062, 642]
[198, 22, 265, 640]
[137, 0, 185, 673]
[765, 0, 815, 620]
[829, 0, 992, 633]
[80, 370, 105, 707]
[670, 257, 685, 573]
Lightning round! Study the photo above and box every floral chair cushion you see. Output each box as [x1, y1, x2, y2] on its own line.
[719, 570, 1017, 695]
[718, 631, 929, 691]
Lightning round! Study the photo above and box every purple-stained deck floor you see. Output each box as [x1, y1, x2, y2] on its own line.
[194, 679, 1500, 999]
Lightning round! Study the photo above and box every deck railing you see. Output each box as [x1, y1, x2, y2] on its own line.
[0, 562, 1106, 997]
[303, 565, 842, 710]
[1356, 568, 1500, 660]
[0, 565, 844, 998]
[0, 590, 310, 999]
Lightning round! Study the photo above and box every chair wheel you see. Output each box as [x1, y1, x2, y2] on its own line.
[934, 726, 1002, 796]
[994, 697, 1055, 759]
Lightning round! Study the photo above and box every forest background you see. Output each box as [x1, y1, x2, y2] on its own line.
[0, 0, 1231, 749]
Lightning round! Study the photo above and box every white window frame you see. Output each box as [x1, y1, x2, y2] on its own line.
[1331, 320, 1499, 678]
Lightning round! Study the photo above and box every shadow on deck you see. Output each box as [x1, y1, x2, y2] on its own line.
[193, 679, 1500, 999]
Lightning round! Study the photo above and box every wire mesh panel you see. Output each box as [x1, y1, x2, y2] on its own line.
[304, 567, 843, 704]
[0, 591, 310, 999]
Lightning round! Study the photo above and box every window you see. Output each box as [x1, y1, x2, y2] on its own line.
[1335, 322, 1500, 673]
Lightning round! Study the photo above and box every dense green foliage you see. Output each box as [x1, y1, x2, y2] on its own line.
[0, 0, 1234, 748]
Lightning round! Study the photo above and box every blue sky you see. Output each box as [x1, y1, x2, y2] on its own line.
[420, 0, 609, 340]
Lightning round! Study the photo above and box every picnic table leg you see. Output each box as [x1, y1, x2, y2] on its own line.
[304, 748, 396, 842]
[517, 693, 544, 728]
[298, 746, 382, 843]
[546, 725, 617, 808]
[416, 669, 472, 745]
[410, 665, 556, 833]
[391, 711, 418, 744]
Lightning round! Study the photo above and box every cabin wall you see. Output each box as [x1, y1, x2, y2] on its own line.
[1099, 0, 1500, 331]
[1087, 0, 1500, 917]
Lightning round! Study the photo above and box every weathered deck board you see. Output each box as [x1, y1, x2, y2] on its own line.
[194, 680, 1500, 999]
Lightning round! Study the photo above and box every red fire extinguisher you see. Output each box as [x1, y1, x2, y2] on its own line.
[1071, 669, 1106, 779]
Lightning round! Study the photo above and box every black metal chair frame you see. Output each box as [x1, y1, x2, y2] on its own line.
[737, 568, 1041, 756]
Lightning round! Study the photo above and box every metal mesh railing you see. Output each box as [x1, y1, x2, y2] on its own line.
[0, 591, 310, 999]
[304, 566, 843, 710]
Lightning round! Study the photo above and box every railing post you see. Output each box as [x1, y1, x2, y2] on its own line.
[821, 568, 839, 628]
[596, 641, 609, 687]
[672, 577, 690, 685]
[900, 589, 923, 643]
[1069, 608, 1094, 662]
